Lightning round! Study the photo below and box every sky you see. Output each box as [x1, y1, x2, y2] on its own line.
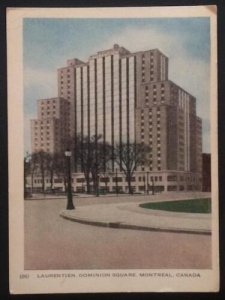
[24, 17, 211, 153]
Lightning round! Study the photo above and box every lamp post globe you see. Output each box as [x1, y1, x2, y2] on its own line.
[65, 149, 75, 210]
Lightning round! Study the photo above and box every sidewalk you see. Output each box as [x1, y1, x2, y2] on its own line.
[60, 201, 211, 235]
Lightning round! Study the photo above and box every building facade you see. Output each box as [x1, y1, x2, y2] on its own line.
[30, 44, 202, 193]
[31, 97, 70, 154]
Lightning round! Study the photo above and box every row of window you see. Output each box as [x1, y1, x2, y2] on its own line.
[76, 175, 165, 184]
[41, 106, 57, 110]
[40, 99, 56, 105]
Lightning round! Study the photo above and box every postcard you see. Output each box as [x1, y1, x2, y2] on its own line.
[7, 6, 219, 293]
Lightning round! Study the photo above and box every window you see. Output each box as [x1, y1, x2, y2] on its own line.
[113, 177, 122, 182]
[167, 175, 177, 181]
[100, 177, 109, 183]
[77, 178, 85, 183]
[54, 178, 63, 183]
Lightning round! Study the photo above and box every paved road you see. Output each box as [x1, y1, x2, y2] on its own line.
[25, 198, 211, 270]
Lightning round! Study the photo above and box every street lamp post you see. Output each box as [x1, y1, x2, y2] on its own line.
[143, 175, 146, 194]
[147, 172, 149, 195]
[65, 150, 75, 210]
[151, 177, 155, 195]
[96, 175, 100, 197]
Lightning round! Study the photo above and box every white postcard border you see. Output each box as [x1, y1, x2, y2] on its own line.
[7, 6, 219, 294]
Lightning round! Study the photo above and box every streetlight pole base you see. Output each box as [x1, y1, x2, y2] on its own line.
[67, 194, 75, 210]
[67, 204, 75, 210]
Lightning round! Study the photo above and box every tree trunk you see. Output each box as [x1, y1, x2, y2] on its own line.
[126, 173, 133, 194]
[31, 171, 34, 194]
[50, 169, 54, 191]
[84, 172, 91, 194]
[91, 172, 98, 196]
[41, 169, 45, 193]
[127, 180, 133, 194]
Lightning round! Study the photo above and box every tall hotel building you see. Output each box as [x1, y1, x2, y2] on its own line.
[31, 44, 202, 192]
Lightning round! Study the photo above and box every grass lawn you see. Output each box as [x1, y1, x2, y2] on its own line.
[139, 198, 211, 213]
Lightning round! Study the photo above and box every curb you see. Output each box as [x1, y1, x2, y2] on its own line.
[60, 211, 211, 236]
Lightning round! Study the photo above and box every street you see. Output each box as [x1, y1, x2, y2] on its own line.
[24, 197, 211, 270]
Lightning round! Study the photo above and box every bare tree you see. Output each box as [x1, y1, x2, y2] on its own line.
[90, 140, 112, 196]
[74, 134, 113, 195]
[53, 152, 68, 192]
[24, 152, 40, 194]
[45, 152, 66, 192]
[114, 142, 150, 194]
[32, 150, 51, 192]
[24, 152, 31, 197]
